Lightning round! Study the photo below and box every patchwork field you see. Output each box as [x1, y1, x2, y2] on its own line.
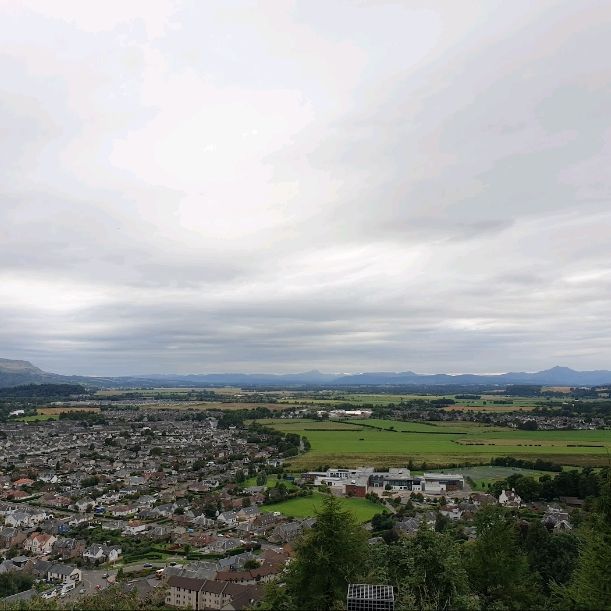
[144, 402, 286, 411]
[38, 406, 101, 415]
[260, 492, 380, 522]
[21, 406, 102, 421]
[444, 403, 534, 413]
[278, 393, 542, 412]
[96, 401, 285, 411]
[258, 418, 611, 469]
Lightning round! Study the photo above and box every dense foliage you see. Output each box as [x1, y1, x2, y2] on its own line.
[0, 574, 33, 599]
[491, 468, 601, 502]
[261, 470, 611, 610]
[0, 384, 89, 399]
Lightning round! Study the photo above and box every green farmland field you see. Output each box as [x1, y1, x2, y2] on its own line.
[258, 418, 611, 469]
[16, 414, 59, 422]
[260, 493, 380, 522]
[440, 465, 555, 488]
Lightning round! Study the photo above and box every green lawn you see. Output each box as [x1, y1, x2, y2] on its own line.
[243, 474, 297, 490]
[15, 414, 59, 422]
[439, 465, 555, 488]
[261, 493, 380, 522]
[257, 419, 611, 468]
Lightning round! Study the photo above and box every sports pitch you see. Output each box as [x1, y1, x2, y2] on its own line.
[260, 493, 380, 522]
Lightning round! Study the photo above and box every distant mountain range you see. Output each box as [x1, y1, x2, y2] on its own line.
[1, 358, 611, 389]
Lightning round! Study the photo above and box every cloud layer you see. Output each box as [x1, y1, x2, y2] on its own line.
[1, 0, 611, 375]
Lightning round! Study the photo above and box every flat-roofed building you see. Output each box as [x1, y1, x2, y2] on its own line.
[421, 473, 464, 492]
[369, 468, 413, 491]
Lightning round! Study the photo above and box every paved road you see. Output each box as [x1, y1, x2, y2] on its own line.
[123, 561, 166, 574]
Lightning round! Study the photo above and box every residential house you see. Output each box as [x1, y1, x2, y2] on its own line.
[41, 494, 71, 509]
[23, 533, 57, 555]
[5, 511, 37, 528]
[394, 517, 421, 536]
[470, 493, 498, 506]
[269, 519, 315, 544]
[191, 515, 215, 529]
[101, 520, 125, 531]
[0, 559, 22, 575]
[12, 478, 35, 488]
[542, 508, 572, 531]
[30, 559, 53, 579]
[205, 537, 242, 555]
[109, 504, 137, 517]
[83, 543, 122, 563]
[124, 520, 147, 536]
[0, 527, 27, 548]
[215, 565, 277, 585]
[47, 563, 81, 584]
[439, 505, 463, 521]
[68, 515, 90, 527]
[153, 503, 178, 518]
[75, 498, 95, 513]
[216, 511, 238, 526]
[236, 506, 259, 522]
[149, 525, 172, 539]
[216, 552, 257, 572]
[52, 538, 86, 560]
[499, 489, 522, 508]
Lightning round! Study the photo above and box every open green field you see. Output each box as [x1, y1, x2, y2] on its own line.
[261, 493, 380, 522]
[441, 465, 555, 488]
[258, 418, 611, 468]
[243, 474, 298, 490]
[277, 392, 547, 411]
[16, 414, 59, 422]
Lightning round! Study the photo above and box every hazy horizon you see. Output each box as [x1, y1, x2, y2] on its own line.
[4, 356, 609, 379]
[2, 1, 611, 376]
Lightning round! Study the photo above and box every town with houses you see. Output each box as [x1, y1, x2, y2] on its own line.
[0, 405, 586, 610]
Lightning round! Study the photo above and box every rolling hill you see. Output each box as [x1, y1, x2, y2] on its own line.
[1, 358, 610, 389]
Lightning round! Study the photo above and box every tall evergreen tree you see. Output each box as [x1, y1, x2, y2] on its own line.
[466, 506, 542, 609]
[386, 526, 476, 611]
[522, 521, 578, 592]
[276, 495, 369, 610]
[559, 468, 611, 610]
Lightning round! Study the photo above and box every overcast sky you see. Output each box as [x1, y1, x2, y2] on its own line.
[1, 1, 611, 376]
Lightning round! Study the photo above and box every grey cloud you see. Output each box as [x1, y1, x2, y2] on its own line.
[1, 1, 611, 375]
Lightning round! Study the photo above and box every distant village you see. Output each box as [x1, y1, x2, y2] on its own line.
[286, 406, 607, 430]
